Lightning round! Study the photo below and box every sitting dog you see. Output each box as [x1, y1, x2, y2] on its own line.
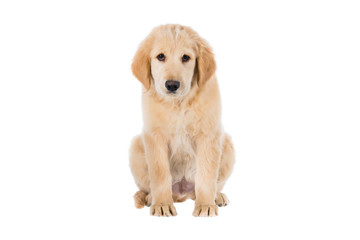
[129, 24, 235, 217]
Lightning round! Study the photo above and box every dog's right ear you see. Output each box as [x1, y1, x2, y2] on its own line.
[131, 38, 151, 89]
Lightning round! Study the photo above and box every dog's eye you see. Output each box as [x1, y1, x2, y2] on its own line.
[182, 54, 190, 63]
[157, 53, 166, 61]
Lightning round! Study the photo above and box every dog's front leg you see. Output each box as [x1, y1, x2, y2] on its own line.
[143, 132, 177, 216]
[193, 136, 221, 217]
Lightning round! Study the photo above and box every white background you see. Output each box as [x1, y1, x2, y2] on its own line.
[0, 0, 359, 239]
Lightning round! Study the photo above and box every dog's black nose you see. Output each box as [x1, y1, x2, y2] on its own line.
[165, 80, 180, 92]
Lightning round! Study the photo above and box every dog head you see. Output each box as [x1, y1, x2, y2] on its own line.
[132, 24, 216, 99]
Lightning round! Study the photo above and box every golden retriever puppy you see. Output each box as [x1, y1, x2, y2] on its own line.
[129, 24, 235, 217]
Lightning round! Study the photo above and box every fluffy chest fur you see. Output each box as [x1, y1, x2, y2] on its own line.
[166, 108, 198, 184]
[142, 79, 221, 195]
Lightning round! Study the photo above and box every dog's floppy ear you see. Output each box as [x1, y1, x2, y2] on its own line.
[196, 38, 216, 88]
[132, 38, 152, 89]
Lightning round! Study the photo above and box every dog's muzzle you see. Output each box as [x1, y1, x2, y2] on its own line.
[165, 80, 180, 93]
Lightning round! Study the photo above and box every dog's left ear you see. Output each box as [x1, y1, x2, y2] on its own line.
[196, 38, 216, 88]
[132, 38, 152, 90]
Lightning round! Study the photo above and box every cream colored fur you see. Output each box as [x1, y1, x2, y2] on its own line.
[129, 24, 235, 217]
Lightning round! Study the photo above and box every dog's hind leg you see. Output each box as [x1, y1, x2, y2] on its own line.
[129, 135, 151, 208]
[133, 190, 152, 208]
[216, 134, 235, 207]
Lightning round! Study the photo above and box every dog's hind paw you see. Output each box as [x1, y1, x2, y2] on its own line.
[215, 192, 229, 207]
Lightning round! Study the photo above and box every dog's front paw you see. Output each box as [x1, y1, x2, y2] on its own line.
[150, 203, 177, 217]
[192, 204, 218, 217]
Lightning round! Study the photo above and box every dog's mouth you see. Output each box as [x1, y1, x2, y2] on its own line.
[165, 91, 187, 99]
[164, 89, 183, 96]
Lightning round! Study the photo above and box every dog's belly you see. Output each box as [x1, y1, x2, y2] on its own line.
[172, 177, 195, 195]
[169, 133, 196, 193]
